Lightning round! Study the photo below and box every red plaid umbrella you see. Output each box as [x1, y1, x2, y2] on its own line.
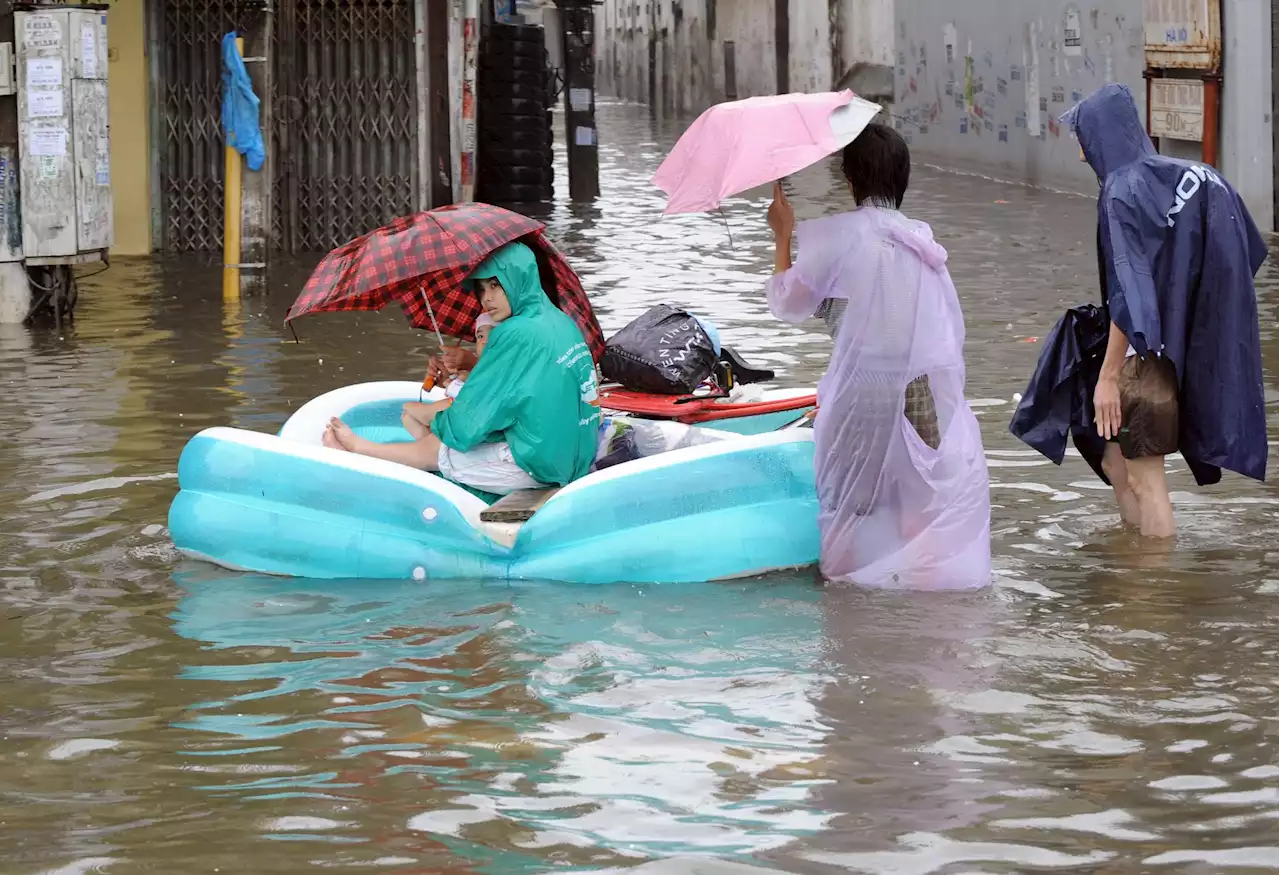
[285, 203, 606, 361]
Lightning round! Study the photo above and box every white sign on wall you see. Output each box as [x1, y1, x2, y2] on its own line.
[1149, 78, 1204, 141]
[1063, 9, 1083, 56]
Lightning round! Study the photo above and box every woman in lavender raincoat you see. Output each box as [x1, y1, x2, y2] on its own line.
[766, 123, 991, 589]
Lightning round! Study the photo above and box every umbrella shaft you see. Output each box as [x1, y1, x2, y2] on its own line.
[420, 287, 447, 348]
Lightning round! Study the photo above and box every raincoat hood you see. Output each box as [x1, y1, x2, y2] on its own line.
[1064, 83, 1155, 180]
[887, 217, 948, 270]
[467, 242, 549, 319]
[434, 240, 601, 488]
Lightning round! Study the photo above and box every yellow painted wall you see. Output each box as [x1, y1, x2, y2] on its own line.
[107, 0, 150, 255]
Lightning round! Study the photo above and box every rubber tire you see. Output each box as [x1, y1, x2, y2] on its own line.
[478, 126, 552, 150]
[478, 66, 547, 88]
[479, 110, 548, 133]
[485, 165, 553, 186]
[479, 183, 553, 204]
[477, 75, 548, 100]
[475, 81, 548, 104]
[480, 96, 548, 117]
[477, 111, 551, 139]
[480, 53, 544, 75]
[482, 146, 553, 168]
[478, 123, 551, 147]
[487, 23, 545, 44]
[482, 39, 545, 61]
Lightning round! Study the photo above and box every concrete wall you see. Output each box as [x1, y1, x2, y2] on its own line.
[594, 0, 779, 115]
[893, 1, 1145, 194]
[593, 0, 886, 113]
[840, 0, 893, 71]
[1220, 0, 1276, 230]
[719, 0, 778, 100]
[834, 0, 894, 100]
[788, 0, 832, 94]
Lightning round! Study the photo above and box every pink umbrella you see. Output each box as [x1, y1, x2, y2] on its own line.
[652, 90, 882, 215]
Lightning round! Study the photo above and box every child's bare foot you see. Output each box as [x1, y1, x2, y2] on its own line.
[321, 425, 345, 451]
[322, 417, 356, 451]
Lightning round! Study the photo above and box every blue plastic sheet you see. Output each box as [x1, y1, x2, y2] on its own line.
[221, 32, 264, 172]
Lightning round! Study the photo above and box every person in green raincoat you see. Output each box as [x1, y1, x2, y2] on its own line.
[323, 241, 602, 494]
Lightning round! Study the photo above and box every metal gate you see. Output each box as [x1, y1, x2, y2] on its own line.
[156, 0, 420, 253]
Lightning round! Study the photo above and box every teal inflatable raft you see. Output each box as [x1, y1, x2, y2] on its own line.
[168, 382, 819, 583]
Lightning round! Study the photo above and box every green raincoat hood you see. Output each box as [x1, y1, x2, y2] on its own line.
[432, 241, 601, 488]
[467, 241, 549, 319]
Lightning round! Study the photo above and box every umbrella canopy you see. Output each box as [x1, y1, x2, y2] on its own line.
[286, 203, 606, 360]
[652, 90, 882, 214]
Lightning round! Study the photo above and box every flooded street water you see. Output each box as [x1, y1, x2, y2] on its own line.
[0, 100, 1276, 874]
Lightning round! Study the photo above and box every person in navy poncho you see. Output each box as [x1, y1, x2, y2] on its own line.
[1011, 84, 1268, 539]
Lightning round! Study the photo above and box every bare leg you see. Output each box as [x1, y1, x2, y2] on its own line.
[1124, 454, 1175, 539]
[1101, 443, 1141, 528]
[401, 403, 432, 441]
[323, 417, 443, 471]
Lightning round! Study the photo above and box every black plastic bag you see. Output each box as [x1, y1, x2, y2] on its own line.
[600, 304, 718, 395]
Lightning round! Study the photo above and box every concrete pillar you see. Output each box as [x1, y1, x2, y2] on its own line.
[775, 0, 789, 93]
[834, 0, 894, 104]
[1221, 0, 1276, 230]
[0, 261, 30, 324]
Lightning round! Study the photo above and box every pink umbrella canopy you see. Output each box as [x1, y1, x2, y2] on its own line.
[652, 89, 882, 214]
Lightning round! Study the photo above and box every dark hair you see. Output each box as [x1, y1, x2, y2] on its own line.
[840, 122, 910, 208]
[1118, 353, 1180, 459]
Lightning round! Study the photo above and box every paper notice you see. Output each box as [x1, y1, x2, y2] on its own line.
[39, 155, 58, 179]
[1063, 9, 1083, 56]
[569, 87, 592, 112]
[23, 15, 61, 49]
[28, 88, 63, 118]
[81, 23, 97, 78]
[27, 57, 61, 88]
[29, 126, 66, 157]
[573, 125, 595, 147]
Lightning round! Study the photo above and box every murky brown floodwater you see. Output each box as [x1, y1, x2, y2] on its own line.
[0, 100, 1276, 875]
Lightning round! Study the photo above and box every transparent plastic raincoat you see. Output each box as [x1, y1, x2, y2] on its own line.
[767, 207, 991, 589]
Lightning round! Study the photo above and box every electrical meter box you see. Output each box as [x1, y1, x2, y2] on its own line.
[13, 7, 111, 262]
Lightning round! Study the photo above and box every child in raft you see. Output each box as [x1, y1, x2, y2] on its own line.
[401, 313, 493, 441]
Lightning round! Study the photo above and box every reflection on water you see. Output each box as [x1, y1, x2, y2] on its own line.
[172, 575, 833, 868]
[0, 100, 1275, 873]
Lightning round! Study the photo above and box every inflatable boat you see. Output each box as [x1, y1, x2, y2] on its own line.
[168, 381, 819, 584]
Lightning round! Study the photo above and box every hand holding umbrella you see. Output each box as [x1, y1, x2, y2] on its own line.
[418, 287, 473, 391]
[767, 181, 797, 273]
[767, 181, 796, 238]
